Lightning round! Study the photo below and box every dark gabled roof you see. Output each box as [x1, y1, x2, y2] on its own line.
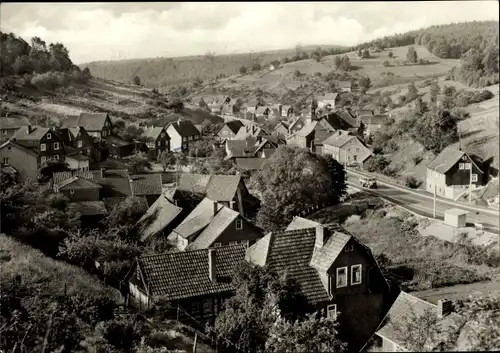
[177, 173, 211, 194]
[247, 227, 330, 304]
[68, 201, 108, 216]
[426, 146, 483, 174]
[55, 176, 102, 191]
[167, 117, 200, 137]
[141, 126, 169, 141]
[61, 113, 109, 131]
[235, 158, 265, 171]
[226, 138, 259, 158]
[95, 176, 132, 198]
[221, 120, 244, 135]
[177, 173, 242, 202]
[137, 195, 183, 241]
[172, 197, 224, 239]
[333, 110, 358, 128]
[52, 170, 103, 184]
[137, 244, 246, 301]
[104, 135, 132, 147]
[0, 140, 37, 157]
[130, 174, 163, 196]
[0, 116, 30, 130]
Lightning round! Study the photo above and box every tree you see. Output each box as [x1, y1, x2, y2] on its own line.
[388, 51, 394, 58]
[331, 56, 341, 71]
[252, 63, 262, 72]
[188, 138, 214, 158]
[158, 150, 176, 171]
[357, 48, 363, 57]
[125, 152, 151, 174]
[358, 76, 372, 94]
[266, 314, 347, 353]
[252, 146, 342, 231]
[406, 82, 419, 102]
[362, 49, 370, 58]
[239, 66, 248, 75]
[406, 46, 418, 64]
[82, 67, 92, 78]
[324, 155, 347, 203]
[340, 55, 351, 71]
[133, 75, 141, 85]
[429, 80, 441, 103]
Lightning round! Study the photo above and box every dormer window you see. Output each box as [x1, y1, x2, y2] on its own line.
[77, 140, 83, 148]
[351, 264, 362, 285]
[235, 219, 243, 230]
[46, 133, 52, 140]
[336, 267, 348, 288]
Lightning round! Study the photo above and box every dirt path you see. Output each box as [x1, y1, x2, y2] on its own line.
[411, 280, 500, 304]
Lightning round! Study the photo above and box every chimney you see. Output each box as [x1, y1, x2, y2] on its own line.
[315, 225, 325, 248]
[229, 200, 235, 209]
[252, 125, 256, 135]
[177, 117, 181, 126]
[27, 125, 33, 134]
[208, 248, 217, 283]
[437, 299, 453, 319]
[213, 200, 218, 216]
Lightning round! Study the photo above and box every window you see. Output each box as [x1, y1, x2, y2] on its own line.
[229, 241, 238, 246]
[465, 163, 472, 170]
[471, 174, 478, 182]
[353, 155, 358, 161]
[2, 158, 9, 165]
[344, 244, 354, 252]
[214, 242, 222, 247]
[157, 141, 160, 146]
[7, 146, 11, 151]
[235, 219, 243, 230]
[2, 129, 6, 135]
[54, 155, 60, 160]
[77, 140, 83, 148]
[70, 190, 75, 195]
[459, 163, 464, 170]
[54, 142, 60, 150]
[40, 143, 47, 151]
[41, 156, 46, 164]
[183, 137, 187, 142]
[351, 264, 362, 285]
[336, 267, 348, 288]
[161, 132, 165, 138]
[46, 133, 52, 139]
[327, 304, 337, 319]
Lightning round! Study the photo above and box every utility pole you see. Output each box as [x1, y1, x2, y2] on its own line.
[469, 158, 473, 203]
[433, 183, 437, 218]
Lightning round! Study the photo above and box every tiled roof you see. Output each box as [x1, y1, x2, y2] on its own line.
[285, 216, 322, 231]
[177, 173, 242, 202]
[323, 133, 355, 148]
[56, 176, 102, 191]
[172, 197, 224, 239]
[334, 110, 358, 128]
[61, 113, 109, 131]
[310, 231, 351, 273]
[376, 291, 465, 351]
[12, 125, 51, 141]
[68, 201, 108, 216]
[0, 116, 30, 130]
[234, 125, 269, 140]
[186, 207, 240, 250]
[136, 244, 246, 301]
[426, 146, 480, 174]
[294, 121, 317, 137]
[52, 170, 103, 184]
[103, 169, 130, 178]
[226, 138, 259, 157]
[130, 174, 163, 196]
[137, 195, 183, 241]
[235, 158, 265, 171]
[141, 127, 168, 141]
[167, 118, 200, 137]
[95, 176, 132, 198]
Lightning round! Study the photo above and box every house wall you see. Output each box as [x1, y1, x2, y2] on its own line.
[39, 131, 65, 162]
[0, 144, 38, 181]
[446, 156, 484, 187]
[76, 130, 101, 162]
[61, 188, 100, 202]
[218, 125, 237, 140]
[167, 126, 182, 152]
[129, 282, 151, 309]
[212, 216, 262, 247]
[272, 125, 288, 138]
[66, 156, 89, 171]
[287, 135, 309, 149]
[1, 128, 18, 142]
[426, 168, 447, 197]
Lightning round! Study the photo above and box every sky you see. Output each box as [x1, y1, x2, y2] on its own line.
[1, 2, 498, 64]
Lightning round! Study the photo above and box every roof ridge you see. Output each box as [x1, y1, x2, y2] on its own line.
[140, 243, 246, 259]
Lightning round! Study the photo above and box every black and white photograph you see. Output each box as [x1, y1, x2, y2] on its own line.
[0, 1, 499, 352]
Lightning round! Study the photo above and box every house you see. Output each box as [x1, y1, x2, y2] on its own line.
[225, 136, 280, 160]
[129, 173, 163, 206]
[246, 217, 395, 352]
[426, 146, 484, 199]
[359, 114, 387, 136]
[316, 93, 341, 110]
[220, 103, 238, 116]
[234, 158, 265, 172]
[338, 81, 352, 92]
[53, 169, 104, 184]
[332, 109, 359, 129]
[136, 194, 184, 242]
[104, 135, 135, 158]
[64, 149, 90, 171]
[166, 116, 201, 153]
[216, 120, 244, 141]
[126, 244, 247, 319]
[323, 132, 372, 166]
[167, 198, 263, 251]
[255, 106, 271, 120]
[68, 201, 108, 229]
[372, 292, 478, 352]
[286, 119, 317, 150]
[0, 140, 39, 181]
[0, 116, 30, 142]
[272, 121, 289, 139]
[233, 124, 269, 140]
[173, 173, 259, 218]
[61, 112, 113, 141]
[288, 116, 307, 134]
[12, 125, 65, 166]
[55, 126, 101, 162]
[243, 100, 259, 115]
[140, 126, 170, 158]
[53, 176, 102, 202]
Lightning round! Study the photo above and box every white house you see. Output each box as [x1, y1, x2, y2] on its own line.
[166, 116, 201, 153]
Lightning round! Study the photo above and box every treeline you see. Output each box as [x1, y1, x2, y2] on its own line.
[0, 32, 91, 90]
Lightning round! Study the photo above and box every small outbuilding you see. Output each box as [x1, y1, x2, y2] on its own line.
[444, 208, 468, 228]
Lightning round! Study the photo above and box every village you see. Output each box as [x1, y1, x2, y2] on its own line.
[1, 3, 500, 353]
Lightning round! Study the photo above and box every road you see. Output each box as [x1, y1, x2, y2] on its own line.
[346, 171, 500, 234]
[412, 280, 500, 304]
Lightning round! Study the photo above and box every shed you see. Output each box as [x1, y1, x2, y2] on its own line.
[444, 208, 467, 228]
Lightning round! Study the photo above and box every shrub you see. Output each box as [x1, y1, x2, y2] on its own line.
[364, 155, 390, 173]
[405, 176, 421, 189]
[382, 61, 391, 67]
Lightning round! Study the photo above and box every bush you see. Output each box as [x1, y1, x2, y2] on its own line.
[364, 155, 390, 173]
[405, 176, 421, 189]
[382, 61, 391, 67]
